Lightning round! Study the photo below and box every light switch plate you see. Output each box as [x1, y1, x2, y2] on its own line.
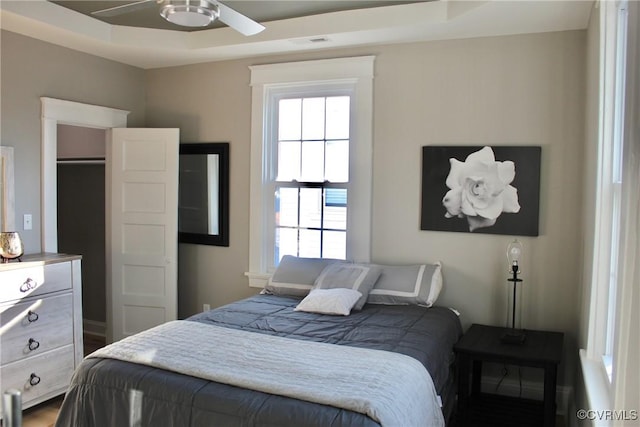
[23, 214, 33, 230]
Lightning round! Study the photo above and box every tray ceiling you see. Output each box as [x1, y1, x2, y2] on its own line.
[0, 1, 594, 69]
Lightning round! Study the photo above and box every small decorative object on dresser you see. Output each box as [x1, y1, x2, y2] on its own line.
[0, 231, 24, 263]
[0, 253, 83, 413]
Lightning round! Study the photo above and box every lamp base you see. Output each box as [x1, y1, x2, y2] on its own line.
[500, 330, 526, 345]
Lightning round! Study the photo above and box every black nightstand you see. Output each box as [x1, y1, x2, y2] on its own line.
[454, 324, 563, 427]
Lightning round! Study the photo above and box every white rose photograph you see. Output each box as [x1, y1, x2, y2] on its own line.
[421, 145, 541, 236]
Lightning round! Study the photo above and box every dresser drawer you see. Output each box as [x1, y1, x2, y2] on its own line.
[0, 262, 72, 302]
[0, 345, 75, 405]
[0, 294, 74, 365]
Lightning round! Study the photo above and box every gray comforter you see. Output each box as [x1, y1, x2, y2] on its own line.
[55, 294, 462, 427]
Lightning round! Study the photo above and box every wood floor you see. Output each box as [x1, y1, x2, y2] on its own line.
[19, 333, 105, 427]
[82, 334, 106, 355]
[21, 397, 62, 427]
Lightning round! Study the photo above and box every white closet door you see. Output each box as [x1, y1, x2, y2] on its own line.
[107, 128, 179, 342]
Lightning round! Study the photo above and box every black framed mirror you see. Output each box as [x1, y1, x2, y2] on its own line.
[178, 143, 229, 246]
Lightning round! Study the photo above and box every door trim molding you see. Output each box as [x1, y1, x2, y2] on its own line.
[40, 97, 129, 252]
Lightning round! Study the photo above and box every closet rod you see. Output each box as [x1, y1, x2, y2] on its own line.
[57, 158, 105, 165]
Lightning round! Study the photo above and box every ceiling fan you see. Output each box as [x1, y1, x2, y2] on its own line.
[92, 0, 265, 36]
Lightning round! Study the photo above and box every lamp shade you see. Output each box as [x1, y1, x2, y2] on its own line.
[507, 239, 522, 271]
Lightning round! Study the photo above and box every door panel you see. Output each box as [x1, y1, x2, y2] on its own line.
[107, 128, 179, 342]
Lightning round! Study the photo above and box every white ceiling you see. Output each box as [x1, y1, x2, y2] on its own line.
[0, 0, 593, 69]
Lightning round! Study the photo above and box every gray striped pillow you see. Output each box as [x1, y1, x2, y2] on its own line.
[313, 263, 381, 310]
[366, 262, 443, 307]
[264, 255, 341, 297]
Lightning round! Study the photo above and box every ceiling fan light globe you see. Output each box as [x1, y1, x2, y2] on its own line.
[160, 1, 219, 27]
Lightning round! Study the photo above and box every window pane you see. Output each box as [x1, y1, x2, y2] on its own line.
[277, 187, 298, 227]
[325, 96, 350, 140]
[277, 140, 300, 181]
[279, 98, 301, 141]
[300, 140, 324, 182]
[275, 227, 298, 262]
[299, 229, 321, 257]
[302, 98, 325, 140]
[299, 188, 322, 228]
[325, 140, 349, 182]
[323, 231, 346, 260]
[325, 188, 347, 206]
[324, 189, 347, 230]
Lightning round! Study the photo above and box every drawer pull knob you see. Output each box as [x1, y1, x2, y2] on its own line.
[28, 338, 40, 351]
[19, 278, 37, 293]
[27, 311, 39, 322]
[29, 373, 41, 386]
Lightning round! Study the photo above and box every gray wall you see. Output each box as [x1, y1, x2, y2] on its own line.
[0, 30, 146, 253]
[55, 125, 108, 325]
[575, 4, 601, 424]
[57, 163, 106, 324]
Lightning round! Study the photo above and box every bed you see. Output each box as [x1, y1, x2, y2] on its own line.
[55, 258, 463, 427]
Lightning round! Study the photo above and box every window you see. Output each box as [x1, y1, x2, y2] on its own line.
[246, 57, 375, 287]
[588, 0, 628, 380]
[275, 95, 350, 262]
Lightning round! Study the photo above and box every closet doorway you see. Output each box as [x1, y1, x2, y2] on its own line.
[56, 125, 107, 341]
[41, 97, 179, 344]
[41, 97, 128, 344]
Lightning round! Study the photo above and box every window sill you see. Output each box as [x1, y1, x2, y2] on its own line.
[245, 271, 271, 288]
[579, 349, 613, 426]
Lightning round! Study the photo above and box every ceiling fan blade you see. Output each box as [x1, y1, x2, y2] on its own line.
[92, 0, 158, 18]
[216, 2, 265, 36]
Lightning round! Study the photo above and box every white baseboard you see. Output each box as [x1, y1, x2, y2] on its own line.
[83, 319, 106, 337]
[481, 374, 573, 417]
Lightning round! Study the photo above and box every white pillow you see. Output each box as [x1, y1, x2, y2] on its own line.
[294, 288, 363, 316]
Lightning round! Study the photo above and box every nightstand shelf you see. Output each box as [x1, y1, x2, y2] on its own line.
[463, 393, 544, 426]
[454, 324, 563, 427]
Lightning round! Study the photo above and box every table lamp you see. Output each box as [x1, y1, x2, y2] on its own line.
[501, 239, 526, 344]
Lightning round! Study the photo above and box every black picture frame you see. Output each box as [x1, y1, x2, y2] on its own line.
[178, 142, 230, 246]
[420, 145, 541, 236]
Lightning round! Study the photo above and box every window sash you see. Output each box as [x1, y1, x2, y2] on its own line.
[273, 92, 351, 263]
[268, 88, 353, 267]
[275, 182, 347, 261]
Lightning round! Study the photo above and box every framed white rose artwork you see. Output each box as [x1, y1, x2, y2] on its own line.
[420, 145, 541, 236]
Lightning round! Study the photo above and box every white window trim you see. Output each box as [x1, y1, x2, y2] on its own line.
[581, 0, 631, 421]
[586, 0, 622, 363]
[245, 56, 375, 287]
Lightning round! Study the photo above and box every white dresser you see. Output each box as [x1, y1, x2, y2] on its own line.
[0, 253, 83, 410]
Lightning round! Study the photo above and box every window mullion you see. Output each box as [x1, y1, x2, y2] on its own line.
[320, 186, 325, 258]
[296, 186, 301, 257]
